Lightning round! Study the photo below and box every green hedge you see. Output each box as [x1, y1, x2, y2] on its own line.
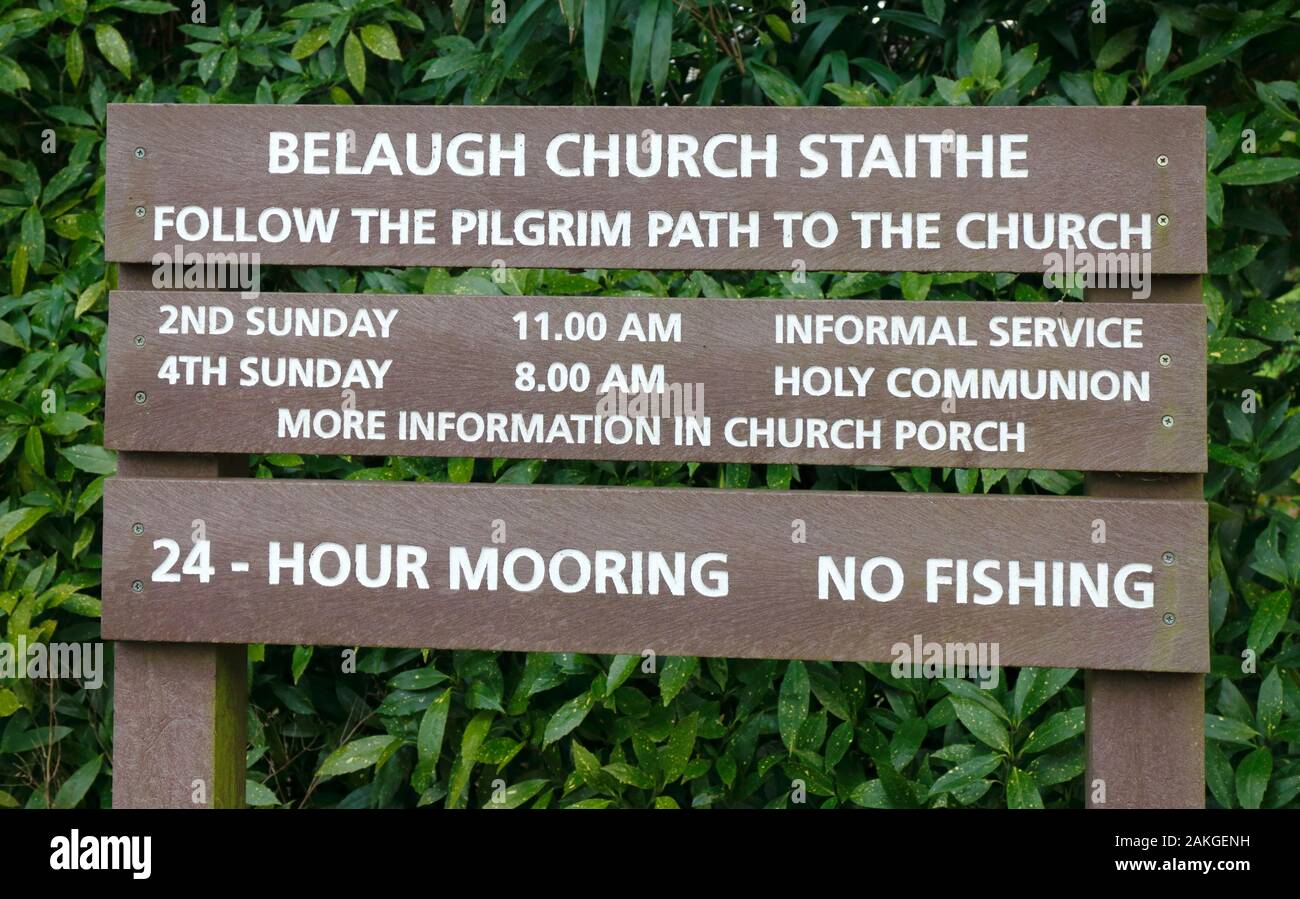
[0, 0, 1297, 809]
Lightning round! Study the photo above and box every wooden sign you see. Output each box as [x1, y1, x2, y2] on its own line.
[102, 478, 1208, 673]
[105, 104, 1205, 272]
[105, 290, 1206, 472]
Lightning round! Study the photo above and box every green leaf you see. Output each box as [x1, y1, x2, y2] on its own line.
[659, 711, 698, 784]
[343, 31, 365, 94]
[628, 0, 657, 103]
[1006, 767, 1043, 808]
[658, 655, 697, 705]
[93, 24, 131, 78]
[970, 27, 1001, 83]
[1205, 742, 1235, 808]
[316, 734, 400, 778]
[447, 711, 494, 807]
[605, 653, 638, 694]
[290, 645, 313, 683]
[1256, 667, 1283, 737]
[417, 689, 452, 767]
[1207, 337, 1269, 366]
[65, 29, 85, 85]
[951, 697, 1012, 754]
[889, 717, 928, 769]
[1, 507, 49, 550]
[648, 0, 673, 99]
[1247, 590, 1290, 656]
[360, 23, 402, 61]
[749, 61, 803, 107]
[1095, 27, 1137, 71]
[929, 753, 1001, 796]
[291, 26, 331, 59]
[20, 206, 45, 271]
[1018, 707, 1085, 755]
[1154, 12, 1283, 91]
[1234, 747, 1272, 809]
[245, 780, 281, 806]
[0, 689, 20, 717]
[59, 444, 117, 475]
[900, 271, 932, 301]
[0, 57, 31, 94]
[1218, 157, 1300, 186]
[1013, 667, 1077, 723]
[778, 659, 810, 750]
[1144, 16, 1172, 75]
[570, 740, 615, 795]
[447, 457, 474, 483]
[543, 689, 595, 746]
[1262, 414, 1300, 461]
[53, 755, 101, 809]
[583, 0, 606, 89]
[1026, 746, 1084, 787]
[75, 280, 105, 318]
[482, 778, 547, 809]
[1204, 714, 1259, 746]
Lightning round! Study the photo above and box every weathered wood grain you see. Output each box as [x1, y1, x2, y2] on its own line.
[102, 479, 1209, 673]
[111, 265, 248, 810]
[1084, 274, 1206, 808]
[105, 104, 1206, 272]
[104, 290, 1207, 472]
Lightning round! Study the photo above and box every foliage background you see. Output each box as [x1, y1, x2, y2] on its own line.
[0, 0, 1297, 809]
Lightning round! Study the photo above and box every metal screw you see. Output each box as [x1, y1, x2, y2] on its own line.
[134, 334, 145, 347]
[131, 522, 144, 535]
[134, 391, 147, 405]
[1158, 353, 1171, 367]
[131, 580, 144, 593]
[1161, 414, 1174, 428]
[134, 206, 146, 218]
[1156, 154, 1169, 167]
[1157, 214, 1170, 227]
[1162, 612, 1176, 626]
[1162, 551, 1176, 566]
[134, 147, 146, 159]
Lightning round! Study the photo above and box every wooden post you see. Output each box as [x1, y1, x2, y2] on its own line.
[110, 264, 248, 808]
[1084, 274, 1205, 808]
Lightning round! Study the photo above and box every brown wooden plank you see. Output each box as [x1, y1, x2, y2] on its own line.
[1083, 274, 1205, 808]
[105, 104, 1205, 272]
[112, 640, 246, 809]
[102, 479, 1209, 673]
[111, 264, 248, 809]
[1085, 671, 1205, 808]
[111, 449, 247, 810]
[104, 290, 1207, 472]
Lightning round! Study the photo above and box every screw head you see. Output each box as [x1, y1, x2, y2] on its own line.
[134, 390, 147, 405]
[134, 205, 146, 218]
[1161, 414, 1174, 428]
[134, 146, 146, 159]
[1162, 551, 1176, 565]
[131, 580, 144, 593]
[131, 522, 144, 535]
[1162, 612, 1176, 626]
[1158, 353, 1171, 367]
[1156, 154, 1169, 167]
[134, 334, 145, 347]
[1157, 214, 1170, 227]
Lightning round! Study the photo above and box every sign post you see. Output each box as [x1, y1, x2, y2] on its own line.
[102, 104, 1208, 809]
[110, 265, 247, 809]
[1083, 274, 1206, 808]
